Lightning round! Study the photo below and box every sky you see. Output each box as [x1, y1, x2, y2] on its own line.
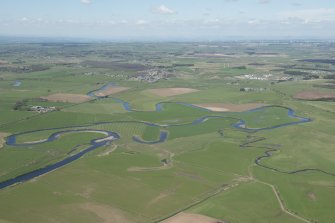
[1, 0, 335, 40]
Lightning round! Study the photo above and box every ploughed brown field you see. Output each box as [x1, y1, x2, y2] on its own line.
[0, 60, 9, 64]
[161, 212, 225, 223]
[146, 88, 199, 97]
[41, 93, 91, 103]
[194, 103, 265, 112]
[293, 91, 335, 101]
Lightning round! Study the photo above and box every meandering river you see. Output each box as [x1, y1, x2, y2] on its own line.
[0, 83, 313, 190]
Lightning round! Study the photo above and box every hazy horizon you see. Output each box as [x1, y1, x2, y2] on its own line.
[1, 0, 335, 41]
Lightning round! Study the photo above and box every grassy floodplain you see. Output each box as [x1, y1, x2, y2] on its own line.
[0, 41, 334, 223]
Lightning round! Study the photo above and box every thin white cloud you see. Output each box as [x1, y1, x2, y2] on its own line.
[259, 0, 270, 4]
[81, 0, 91, 5]
[107, 20, 116, 25]
[292, 2, 302, 7]
[155, 5, 176, 15]
[20, 17, 29, 22]
[203, 18, 221, 25]
[279, 8, 335, 23]
[248, 19, 260, 25]
[135, 20, 149, 25]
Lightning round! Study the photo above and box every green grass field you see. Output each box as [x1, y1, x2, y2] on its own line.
[0, 42, 334, 223]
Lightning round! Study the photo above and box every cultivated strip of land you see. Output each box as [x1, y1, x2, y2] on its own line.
[147, 88, 199, 97]
[194, 103, 265, 112]
[41, 93, 91, 103]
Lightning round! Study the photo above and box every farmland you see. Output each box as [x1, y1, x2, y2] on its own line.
[0, 41, 334, 223]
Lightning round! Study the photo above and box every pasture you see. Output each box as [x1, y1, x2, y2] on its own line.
[0, 42, 334, 223]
